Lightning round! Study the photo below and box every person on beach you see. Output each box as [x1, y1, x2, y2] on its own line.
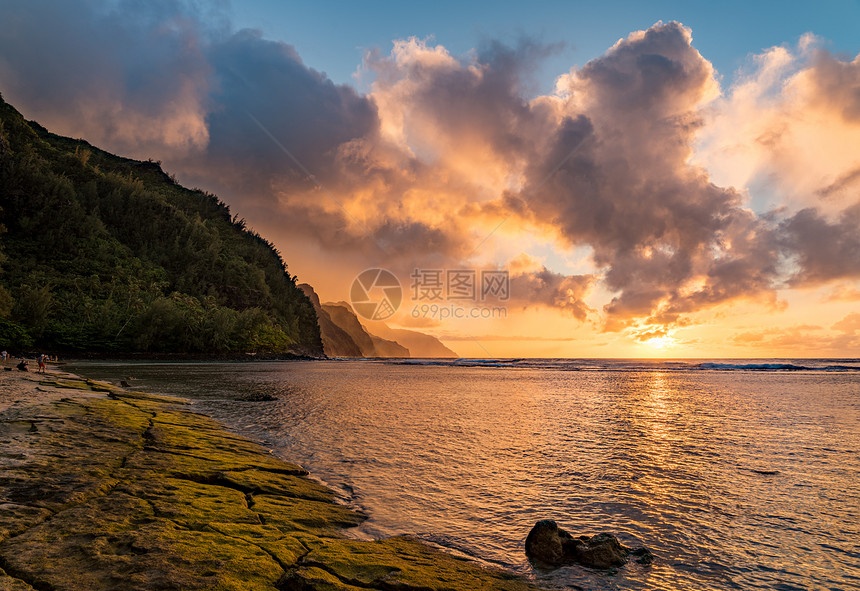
[37, 354, 47, 373]
[1, 350, 7, 362]
[16, 359, 28, 371]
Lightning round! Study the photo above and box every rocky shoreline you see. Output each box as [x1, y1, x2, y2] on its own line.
[0, 368, 535, 590]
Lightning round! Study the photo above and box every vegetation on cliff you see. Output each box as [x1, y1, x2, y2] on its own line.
[0, 95, 322, 355]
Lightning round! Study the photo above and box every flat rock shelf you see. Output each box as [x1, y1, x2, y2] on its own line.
[0, 371, 535, 591]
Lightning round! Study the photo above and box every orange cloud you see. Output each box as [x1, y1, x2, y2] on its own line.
[731, 315, 860, 353]
[3, 4, 859, 349]
[825, 284, 860, 302]
[697, 35, 860, 216]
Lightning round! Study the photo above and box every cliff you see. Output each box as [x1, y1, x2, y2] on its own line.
[298, 284, 362, 357]
[0, 94, 322, 355]
[322, 302, 409, 358]
[363, 321, 458, 357]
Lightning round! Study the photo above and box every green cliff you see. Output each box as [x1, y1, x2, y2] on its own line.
[0, 95, 322, 355]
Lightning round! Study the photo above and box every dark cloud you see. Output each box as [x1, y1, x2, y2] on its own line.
[816, 166, 860, 199]
[509, 268, 594, 321]
[805, 49, 860, 122]
[3, 5, 858, 332]
[521, 21, 783, 329]
[780, 204, 860, 284]
[0, 0, 213, 155]
[192, 28, 379, 193]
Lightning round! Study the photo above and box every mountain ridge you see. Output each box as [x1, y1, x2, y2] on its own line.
[298, 283, 456, 358]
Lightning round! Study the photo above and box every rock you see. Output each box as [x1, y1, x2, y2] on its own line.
[0, 375, 540, 591]
[570, 532, 629, 569]
[525, 520, 653, 570]
[234, 392, 278, 402]
[524, 520, 567, 566]
[630, 546, 655, 565]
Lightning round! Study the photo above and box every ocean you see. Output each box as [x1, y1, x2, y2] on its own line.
[71, 358, 860, 590]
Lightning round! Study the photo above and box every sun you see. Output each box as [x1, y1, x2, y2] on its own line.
[645, 335, 676, 350]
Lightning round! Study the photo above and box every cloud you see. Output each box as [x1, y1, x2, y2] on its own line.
[690, 37, 860, 312]
[832, 312, 860, 334]
[2, 5, 859, 337]
[697, 36, 860, 214]
[362, 36, 558, 182]
[825, 284, 860, 302]
[731, 315, 860, 352]
[357, 21, 790, 329]
[0, 0, 213, 156]
[521, 22, 782, 329]
[630, 327, 669, 342]
[779, 204, 860, 284]
[509, 267, 594, 321]
[438, 334, 581, 342]
[816, 167, 860, 200]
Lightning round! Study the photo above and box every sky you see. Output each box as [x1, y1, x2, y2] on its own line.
[1, 0, 859, 358]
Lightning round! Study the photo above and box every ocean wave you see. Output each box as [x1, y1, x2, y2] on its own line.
[698, 362, 810, 371]
[385, 358, 860, 372]
[697, 362, 860, 372]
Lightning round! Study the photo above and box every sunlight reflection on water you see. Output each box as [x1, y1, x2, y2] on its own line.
[72, 359, 860, 590]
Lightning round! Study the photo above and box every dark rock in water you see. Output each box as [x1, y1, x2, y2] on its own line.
[234, 392, 278, 402]
[572, 532, 629, 569]
[524, 520, 567, 566]
[630, 546, 655, 565]
[525, 520, 653, 569]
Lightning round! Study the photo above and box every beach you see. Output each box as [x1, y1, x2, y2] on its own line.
[69, 358, 860, 590]
[0, 365, 535, 590]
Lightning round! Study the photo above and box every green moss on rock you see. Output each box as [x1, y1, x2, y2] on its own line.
[0, 380, 537, 591]
[285, 536, 532, 591]
[215, 469, 334, 502]
[0, 569, 37, 590]
[253, 494, 367, 534]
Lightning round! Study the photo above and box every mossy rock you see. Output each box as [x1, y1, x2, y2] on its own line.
[0, 504, 52, 541]
[253, 494, 367, 534]
[110, 390, 190, 405]
[117, 477, 261, 530]
[37, 378, 91, 391]
[280, 566, 367, 591]
[0, 570, 37, 590]
[285, 536, 534, 591]
[215, 469, 334, 502]
[1, 496, 284, 590]
[0, 388, 537, 591]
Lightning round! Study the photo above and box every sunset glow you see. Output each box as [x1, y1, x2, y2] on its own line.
[3, 1, 859, 358]
[1, 5, 858, 589]
[645, 335, 676, 351]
